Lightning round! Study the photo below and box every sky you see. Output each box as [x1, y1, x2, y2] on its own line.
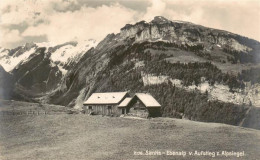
[0, 0, 260, 49]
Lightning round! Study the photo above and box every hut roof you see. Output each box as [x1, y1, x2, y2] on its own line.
[118, 97, 132, 107]
[83, 92, 128, 105]
[135, 93, 161, 107]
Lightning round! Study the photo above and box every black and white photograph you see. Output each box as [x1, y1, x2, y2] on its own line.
[0, 0, 260, 159]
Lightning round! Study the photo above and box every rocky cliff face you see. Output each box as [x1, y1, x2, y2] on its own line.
[120, 16, 257, 55]
[142, 74, 260, 107]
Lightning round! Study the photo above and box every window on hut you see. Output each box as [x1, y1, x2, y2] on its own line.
[88, 106, 92, 110]
[107, 106, 112, 109]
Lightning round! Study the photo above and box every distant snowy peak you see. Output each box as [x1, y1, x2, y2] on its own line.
[0, 39, 97, 73]
[35, 39, 97, 53]
[0, 44, 37, 72]
[49, 39, 97, 75]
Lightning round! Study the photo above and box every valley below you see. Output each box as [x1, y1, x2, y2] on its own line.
[0, 100, 260, 160]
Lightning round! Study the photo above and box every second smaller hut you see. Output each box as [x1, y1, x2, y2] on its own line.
[118, 93, 161, 118]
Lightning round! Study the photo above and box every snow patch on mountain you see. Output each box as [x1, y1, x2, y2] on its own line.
[50, 39, 97, 64]
[0, 47, 36, 72]
[134, 61, 145, 69]
[0, 39, 97, 74]
[49, 39, 97, 75]
[57, 65, 67, 75]
[142, 74, 169, 86]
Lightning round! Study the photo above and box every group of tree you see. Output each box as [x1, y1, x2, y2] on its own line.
[238, 68, 260, 84]
[223, 47, 255, 63]
[143, 61, 244, 90]
[106, 41, 258, 93]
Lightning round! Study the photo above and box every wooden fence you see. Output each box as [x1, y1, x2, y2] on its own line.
[0, 110, 67, 116]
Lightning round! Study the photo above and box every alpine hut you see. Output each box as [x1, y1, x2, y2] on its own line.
[118, 93, 161, 118]
[83, 92, 129, 116]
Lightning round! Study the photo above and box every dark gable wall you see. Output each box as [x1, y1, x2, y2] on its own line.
[147, 108, 161, 117]
[126, 96, 161, 117]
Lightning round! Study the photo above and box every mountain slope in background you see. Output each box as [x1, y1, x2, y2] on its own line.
[0, 39, 97, 97]
[0, 65, 14, 99]
[1, 16, 260, 129]
[51, 16, 260, 106]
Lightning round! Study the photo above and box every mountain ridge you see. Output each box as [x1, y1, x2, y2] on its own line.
[120, 16, 259, 57]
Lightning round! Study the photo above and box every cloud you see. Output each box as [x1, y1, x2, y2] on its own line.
[142, 0, 167, 21]
[0, 0, 260, 49]
[21, 3, 138, 45]
[0, 0, 140, 48]
[142, 0, 260, 41]
[0, 28, 22, 48]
